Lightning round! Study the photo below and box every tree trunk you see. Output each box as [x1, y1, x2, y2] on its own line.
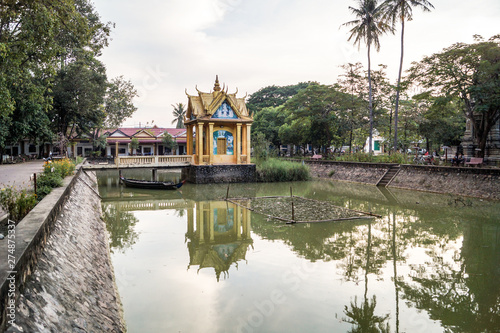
[393, 20, 405, 152]
[368, 43, 373, 154]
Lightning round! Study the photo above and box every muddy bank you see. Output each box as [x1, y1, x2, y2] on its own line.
[3, 171, 125, 332]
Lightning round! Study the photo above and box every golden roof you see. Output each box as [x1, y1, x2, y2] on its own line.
[185, 76, 252, 123]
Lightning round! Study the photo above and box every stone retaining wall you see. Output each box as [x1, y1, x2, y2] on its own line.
[0, 170, 125, 332]
[182, 164, 256, 184]
[300, 160, 393, 185]
[298, 159, 500, 200]
[390, 165, 500, 200]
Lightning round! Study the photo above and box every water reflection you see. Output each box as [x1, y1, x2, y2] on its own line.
[96, 170, 500, 333]
[186, 201, 253, 281]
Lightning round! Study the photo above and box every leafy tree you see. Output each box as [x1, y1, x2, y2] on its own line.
[337, 63, 368, 153]
[408, 35, 500, 158]
[104, 76, 138, 128]
[337, 63, 393, 153]
[171, 103, 186, 129]
[246, 82, 310, 115]
[251, 105, 287, 148]
[0, 0, 115, 160]
[50, 54, 108, 155]
[282, 83, 353, 153]
[414, 93, 465, 150]
[342, 0, 393, 154]
[381, 0, 434, 151]
[162, 132, 178, 154]
[130, 138, 139, 155]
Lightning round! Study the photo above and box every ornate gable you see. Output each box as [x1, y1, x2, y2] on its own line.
[185, 76, 252, 123]
[133, 129, 155, 138]
[109, 129, 129, 138]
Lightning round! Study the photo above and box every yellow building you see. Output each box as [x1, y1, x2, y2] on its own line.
[186, 200, 253, 281]
[185, 76, 253, 165]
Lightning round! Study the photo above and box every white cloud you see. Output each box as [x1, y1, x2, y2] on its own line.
[93, 0, 500, 127]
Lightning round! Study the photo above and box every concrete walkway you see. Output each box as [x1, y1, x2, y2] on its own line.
[0, 160, 45, 220]
[0, 160, 45, 190]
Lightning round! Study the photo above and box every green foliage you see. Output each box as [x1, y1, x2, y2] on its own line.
[251, 105, 286, 147]
[36, 185, 54, 201]
[408, 35, 500, 158]
[247, 82, 310, 115]
[252, 132, 271, 162]
[37, 159, 74, 200]
[104, 76, 138, 128]
[130, 138, 139, 153]
[171, 103, 186, 129]
[256, 158, 310, 182]
[0, 187, 37, 222]
[0, 0, 115, 154]
[282, 83, 353, 150]
[43, 158, 75, 178]
[414, 94, 465, 147]
[37, 172, 64, 189]
[162, 132, 178, 151]
[334, 152, 410, 164]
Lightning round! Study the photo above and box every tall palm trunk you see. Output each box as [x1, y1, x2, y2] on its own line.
[368, 43, 373, 154]
[393, 19, 405, 151]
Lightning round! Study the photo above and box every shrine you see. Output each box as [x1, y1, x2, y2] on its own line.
[182, 76, 256, 183]
[184, 76, 253, 165]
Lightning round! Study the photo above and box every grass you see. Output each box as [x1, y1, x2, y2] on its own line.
[255, 158, 310, 182]
[333, 152, 411, 164]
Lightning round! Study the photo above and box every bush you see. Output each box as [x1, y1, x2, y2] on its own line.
[43, 158, 75, 178]
[36, 169, 64, 201]
[332, 152, 410, 164]
[37, 172, 64, 189]
[36, 185, 53, 201]
[0, 186, 37, 222]
[256, 158, 310, 182]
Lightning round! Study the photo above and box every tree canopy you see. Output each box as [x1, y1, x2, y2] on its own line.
[0, 0, 136, 158]
[408, 35, 500, 157]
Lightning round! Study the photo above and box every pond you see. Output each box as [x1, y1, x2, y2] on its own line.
[97, 169, 500, 333]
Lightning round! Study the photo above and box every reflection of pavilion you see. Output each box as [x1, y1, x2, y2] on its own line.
[186, 201, 253, 281]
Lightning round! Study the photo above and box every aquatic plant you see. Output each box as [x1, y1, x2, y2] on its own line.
[256, 158, 310, 182]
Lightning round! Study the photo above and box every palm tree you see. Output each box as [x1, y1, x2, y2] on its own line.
[171, 103, 186, 129]
[381, 0, 434, 152]
[342, 0, 393, 154]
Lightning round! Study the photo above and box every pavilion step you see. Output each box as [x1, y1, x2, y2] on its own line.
[377, 165, 401, 187]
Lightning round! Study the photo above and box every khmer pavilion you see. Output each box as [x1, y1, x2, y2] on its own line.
[184, 76, 253, 165]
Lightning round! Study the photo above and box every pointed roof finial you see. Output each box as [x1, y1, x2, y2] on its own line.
[213, 75, 221, 92]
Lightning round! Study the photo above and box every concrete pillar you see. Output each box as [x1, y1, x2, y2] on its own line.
[235, 204, 241, 240]
[187, 125, 193, 155]
[197, 123, 204, 164]
[236, 124, 241, 164]
[246, 124, 251, 164]
[209, 123, 214, 165]
[209, 204, 214, 242]
[198, 203, 204, 243]
[242, 125, 247, 161]
[187, 207, 194, 236]
[115, 141, 119, 165]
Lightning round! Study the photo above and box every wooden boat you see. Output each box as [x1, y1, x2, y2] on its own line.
[120, 176, 186, 190]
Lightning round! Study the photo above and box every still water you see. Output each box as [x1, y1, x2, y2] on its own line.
[97, 169, 500, 333]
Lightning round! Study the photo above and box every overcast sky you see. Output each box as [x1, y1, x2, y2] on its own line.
[92, 0, 500, 128]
